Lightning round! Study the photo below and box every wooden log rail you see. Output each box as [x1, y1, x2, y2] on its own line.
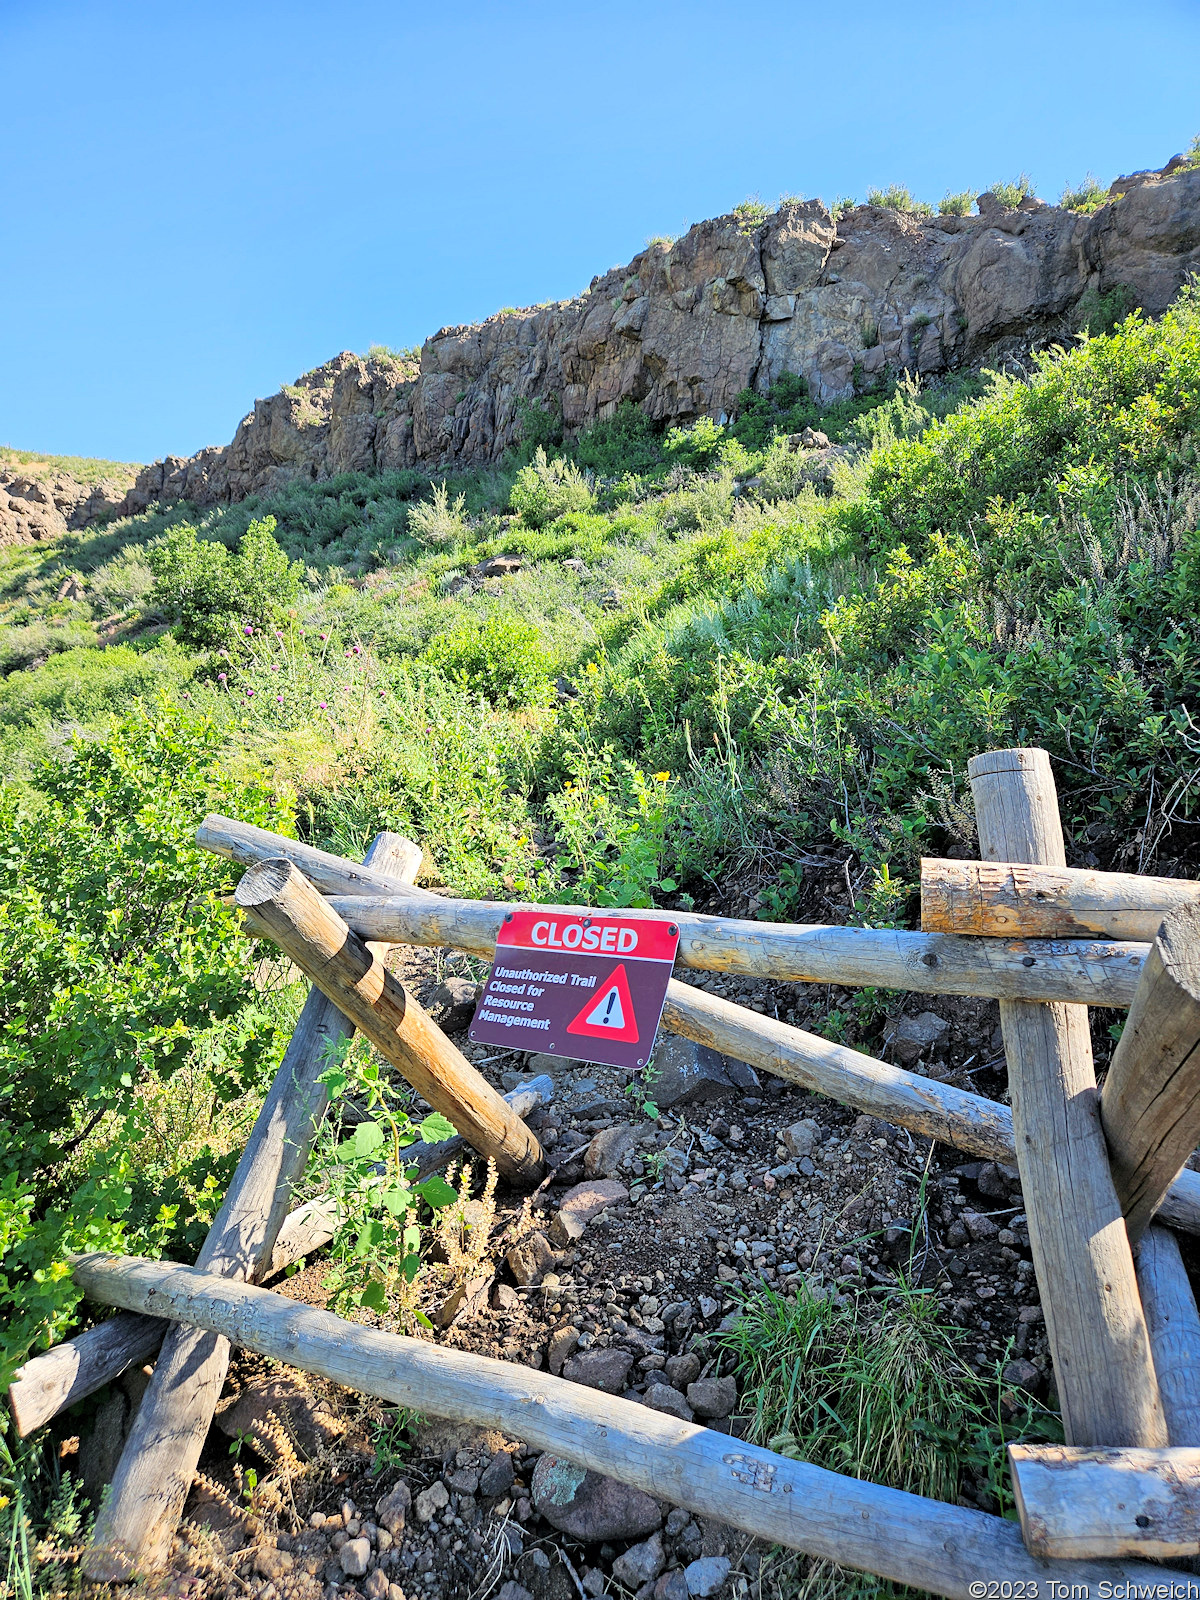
[968, 748, 1165, 1448]
[1101, 905, 1200, 1242]
[1009, 1444, 1200, 1560]
[1135, 1227, 1200, 1447]
[6, 1081, 552, 1439]
[67, 1251, 1178, 1600]
[196, 812, 1148, 1007]
[922, 856, 1200, 942]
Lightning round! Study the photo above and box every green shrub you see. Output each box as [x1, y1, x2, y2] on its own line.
[0, 619, 96, 673]
[831, 196, 856, 219]
[508, 448, 594, 528]
[423, 613, 552, 705]
[938, 190, 975, 216]
[148, 515, 304, 648]
[866, 185, 932, 215]
[1183, 134, 1200, 171]
[1061, 174, 1108, 213]
[570, 401, 667, 477]
[663, 416, 727, 470]
[988, 173, 1035, 209]
[408, 482, 467, 546]
[0, 708, 291, 1381]
[732, 197, 772, 231]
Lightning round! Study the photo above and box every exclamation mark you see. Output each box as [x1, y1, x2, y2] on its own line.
[603, 989, 617, 1024]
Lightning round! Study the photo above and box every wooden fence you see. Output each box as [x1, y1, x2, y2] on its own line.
[8, 746, 1200, 1594]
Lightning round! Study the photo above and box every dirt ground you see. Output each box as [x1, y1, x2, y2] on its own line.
[69, 920, 1125, 1600]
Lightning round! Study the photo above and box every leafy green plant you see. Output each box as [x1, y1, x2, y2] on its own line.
[732, 196, 771, 231]
[547, 756, 678, 908]
[0, 707, 292, 1384]
[148, 515, 304, 648]
[938, 190, 975, 216]
[831, 197, 856, 220]
[866, 186, 931, 215]
[509, 448, 593, 528]
[988, 173, 1035, 209]
[1060, 174, 1108, 213]
[423, 614, 552, 706]
[309, 1037, 461, 1326]
[408, 482, 468, 545]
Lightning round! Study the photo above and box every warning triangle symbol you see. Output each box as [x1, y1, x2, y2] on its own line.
[565, 963, 640, 1043]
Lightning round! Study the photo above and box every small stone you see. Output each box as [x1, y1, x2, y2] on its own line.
[414, 1481, 449, 1523]
[495, 1584, 534, 1600]
[665, 1509, 691, 1536]
[885, 1012, 949, 1064]
[685, 1556, 731, 1596]
[1018, 1305, 1044, 1324]
[585, 1124, 640, 1178]
[962, 1211, 999, 1241]
[1002, 1358, 1042, 1393]
[782, 1120, 821, 1158]
[612, 1533, 667, 1588]
[479, 1450, 515, 1499]
[507, 1231, 556, 1286]
[363, 1571, 391, 1600]
[547, 1324, 580, 1375]
[492, 1283, 520, 1312]
[551, 1180, 628, 1245]
[655, 1573, 690, 1600]
[389, 1586, 407, 1600]
[531, 1455, 662, 1542]
[582, 1569, 607, 1596]
[641, 1385, 693, 1423]
[375, 1481, 410, 1537]
[562, 1348, 634, 1394]
[479, 553, 524, 578]
[254, 1547, 295, 1579]
[448, 1465, 481, 1496]
[665, 1353, 702, 1389]
[698, 1297, 720, 1319]
[426, 976, 480, 1032]
[685, 1376, 737, 1420]
[340, 1537, 372, 1577]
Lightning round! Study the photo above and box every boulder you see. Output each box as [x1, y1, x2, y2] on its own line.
[650, 1037, 759, 1109]
[531, 1454, 662, 1542]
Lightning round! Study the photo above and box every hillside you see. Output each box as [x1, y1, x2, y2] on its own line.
[3, 151, 1200, 1600]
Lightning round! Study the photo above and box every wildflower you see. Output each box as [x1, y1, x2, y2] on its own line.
[270, 664, 280, 672]
[218, 649, 229, 659]
[246, 689, 255, 698]
[318, 701, 327, 710]
[217, 672, 227, 683]
[276, 693, 284, 702]
[181, 691, 191, 699]
[244, 624, 253, 635]
[585, 661, 599, 675]
[352, 644, 363, 655]
[319, 632, 327, 640]
[653, 771, 670, 781]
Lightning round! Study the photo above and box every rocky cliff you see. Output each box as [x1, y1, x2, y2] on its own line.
[105, 156, 1200, 516]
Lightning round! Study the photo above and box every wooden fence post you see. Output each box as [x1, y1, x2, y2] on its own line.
[1101, 905, 1200, 1241]
[82, 833, 419, 1580]
[1136, 1227, 1200, 1447]
[968, 748, 1165, 1447]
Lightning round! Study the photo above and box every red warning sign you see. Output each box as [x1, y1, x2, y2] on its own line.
[468, 910, 680, 1070]
[566, 963, 639, 1043]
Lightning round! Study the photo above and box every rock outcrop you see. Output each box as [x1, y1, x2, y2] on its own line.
[0, 468, 135, 545]
[115, 157, 1200, 516]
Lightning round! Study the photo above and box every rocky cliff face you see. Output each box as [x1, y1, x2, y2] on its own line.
[117, 158, 1200, 516]
[0, 467, 135, 546]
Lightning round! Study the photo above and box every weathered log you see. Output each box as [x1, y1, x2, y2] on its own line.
[326, 893, 1147, 1007]
[1009, 1443, 1200, 1559]
[6, 1313, 167, 1439]
[1136, 1227, 1200, 1447]
[1102, 905, 1200, 1242]
[68, 1252, 1175, 1600]
[969, 748, 1165, 1448]
[197, 813, 430, 900]
[7, 1080, 553, 1437]
[82, 832, 421, 1581]
[235, 858, 543, 1187]
[922, 856, 1200, 942]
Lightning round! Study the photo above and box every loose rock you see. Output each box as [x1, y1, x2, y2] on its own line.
[531, 1455, 662, 1543]
[685, 1556, 731, 1597]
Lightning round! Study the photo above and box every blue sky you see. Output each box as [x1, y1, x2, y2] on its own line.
[3, 0, 1199, 464]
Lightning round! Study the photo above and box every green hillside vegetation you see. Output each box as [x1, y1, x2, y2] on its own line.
[3, 291, 1200, 1579]
[0, 445, 141, 486]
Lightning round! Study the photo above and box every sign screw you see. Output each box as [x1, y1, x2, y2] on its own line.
[668, 925, 678, 936]
[504, 912, 513, 923]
